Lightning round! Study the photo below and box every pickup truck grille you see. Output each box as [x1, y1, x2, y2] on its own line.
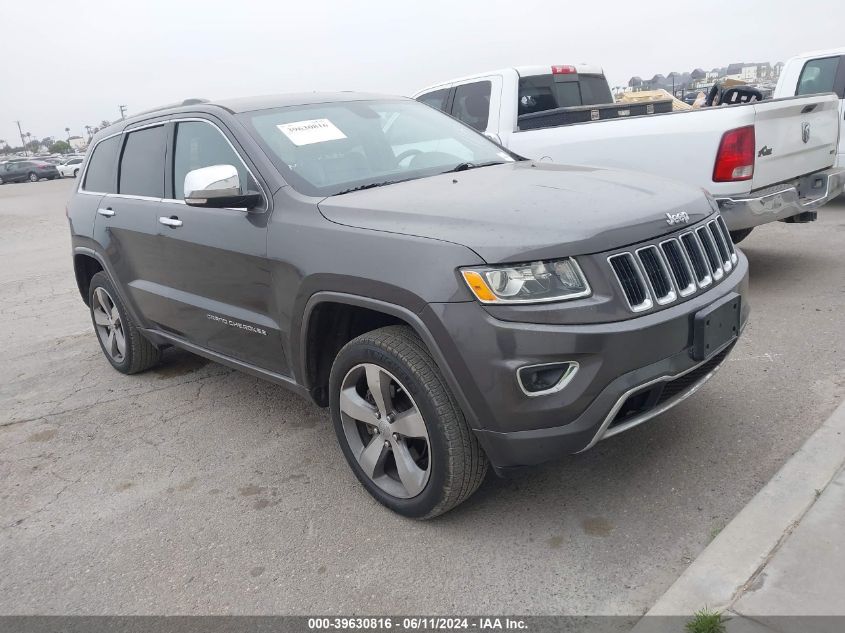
[608, 216, 738, 313]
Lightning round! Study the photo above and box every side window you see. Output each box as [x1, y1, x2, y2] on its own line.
[796, 57, 841, 96]
[172, 121, 252, 199]
[417, 88, 451, 112]
[118, 126, 165, 197]
[451, 81, 491, 132]
[82, 135, 120, 193]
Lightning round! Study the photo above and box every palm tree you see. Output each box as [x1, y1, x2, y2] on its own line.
[25, 133, 32, 155]
[65, 127, 71, 142]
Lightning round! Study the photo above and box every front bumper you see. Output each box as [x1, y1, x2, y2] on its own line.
[716, 166, 845, 231]
[422, 251, 749, 471]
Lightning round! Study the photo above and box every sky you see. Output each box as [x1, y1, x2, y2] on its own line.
[2, 0, 843, 147]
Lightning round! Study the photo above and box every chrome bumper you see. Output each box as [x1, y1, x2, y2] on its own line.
[716, 166, 845, 231]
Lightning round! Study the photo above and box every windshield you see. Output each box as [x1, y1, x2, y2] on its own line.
[239, 99, 514, 197]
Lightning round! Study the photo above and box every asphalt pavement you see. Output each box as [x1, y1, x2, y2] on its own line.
[1, 178, 843, 615]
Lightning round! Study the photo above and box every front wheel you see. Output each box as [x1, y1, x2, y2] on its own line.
[729, 227, 753, 244]
[28, 172, 38, 183]
[73, 169, 79, 177]
[88, 271, 161, 374]
[329, 325, 488, 519]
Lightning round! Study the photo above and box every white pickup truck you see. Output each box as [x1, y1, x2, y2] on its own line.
[414, 64, 845, 242]
[775, 47, 845, 167]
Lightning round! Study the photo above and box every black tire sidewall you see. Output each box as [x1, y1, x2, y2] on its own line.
[329, 338, 450, 518]
[88, 272, 133, 373]
[28, 173, 37, 182]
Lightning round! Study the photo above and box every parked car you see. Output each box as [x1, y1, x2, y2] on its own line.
[414, 64, 845, 243]
[68, 93, 749, 518]
[0, 160, 60, 184]
[775, 47, 845, 168]
[58, 156, 85, 178]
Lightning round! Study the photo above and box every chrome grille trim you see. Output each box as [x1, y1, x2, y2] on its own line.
[680, 231, 713, 289]
[659, 238, 697, 297]
[608, 215, 738, 314]
[708, 220, 732, 272]
[635, 245, 676, 305]
[607, 253, 653, 312]
[695, 226, 724, 281]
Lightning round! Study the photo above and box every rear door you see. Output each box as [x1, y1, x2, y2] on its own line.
[750, 92, 841, 190]
[151, 117, 282, 373]
[448, 77, 503, 140]
[93, 124, 166, 325]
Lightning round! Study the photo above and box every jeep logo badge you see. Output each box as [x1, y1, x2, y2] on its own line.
[665, 211, 690, 225]
[802, 122, 810, 144]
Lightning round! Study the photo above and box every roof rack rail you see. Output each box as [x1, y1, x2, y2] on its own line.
[182, 98, 210, 105]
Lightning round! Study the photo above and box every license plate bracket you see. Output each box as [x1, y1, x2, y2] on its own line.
[691, 293, 741, 361]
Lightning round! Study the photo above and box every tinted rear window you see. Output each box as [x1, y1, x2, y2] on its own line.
[119, 126, 165, 197]
[82, 136, 120, 193]
[518, 74, 613, 115]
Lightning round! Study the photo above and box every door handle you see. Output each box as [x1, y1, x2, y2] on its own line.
[159, 216, 183, 228]
[97, 207, 115, 217]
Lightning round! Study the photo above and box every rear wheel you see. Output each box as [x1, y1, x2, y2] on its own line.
[329, 325, 488, 519]
[729, 227, 753, 244]
[88, 271, 160, 374]
[73, 169, 79, 177]
[28, 172, 38, 183]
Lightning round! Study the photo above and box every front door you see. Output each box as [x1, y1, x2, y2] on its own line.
[149, 117, 284, 374]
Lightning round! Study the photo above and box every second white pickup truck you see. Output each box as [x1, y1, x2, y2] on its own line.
[414, 65, 845, 242]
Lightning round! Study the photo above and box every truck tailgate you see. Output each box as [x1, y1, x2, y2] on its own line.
[751, 94, 839, 190]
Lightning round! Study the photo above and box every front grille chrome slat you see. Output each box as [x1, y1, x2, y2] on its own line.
[660, 238, 697, 297]
[609, 215, 737, 314]
[708, 220, 732, 272]
[608, 253, 653, 312]
[695, 226, 724, 281]
[636, 246, 676, 305]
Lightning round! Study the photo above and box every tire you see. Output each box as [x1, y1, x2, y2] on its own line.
[88, 271, 161, 374]
[28, 172, 38, 183]
[729, 227, 753, 244]
[0, 176, 4, 185]
[73, 169, 79, 178]
[329, 325, 488, 519]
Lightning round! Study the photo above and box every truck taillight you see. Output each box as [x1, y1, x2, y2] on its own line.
[551, 65, 577, 75]
[713, 125, 755, 182]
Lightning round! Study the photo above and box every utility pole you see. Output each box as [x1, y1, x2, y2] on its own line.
[15, 120, 26, 156]
[119, 105, 127, 120]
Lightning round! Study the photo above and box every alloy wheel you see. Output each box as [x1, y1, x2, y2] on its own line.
[92, 287, 127, 363]
[28, 173, 38, 182]
[339, 363, 431, 498]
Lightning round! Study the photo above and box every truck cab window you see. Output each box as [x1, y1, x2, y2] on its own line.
[417, 88, 450, 113]
[796, 57, 841, 96]
[452, 81, 491, 132]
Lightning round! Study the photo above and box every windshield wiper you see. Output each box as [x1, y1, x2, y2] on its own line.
[443, 160, 507, 174]
[334, 179, 410, 196]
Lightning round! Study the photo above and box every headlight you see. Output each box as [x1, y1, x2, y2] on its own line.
[460, 257, 591, 304]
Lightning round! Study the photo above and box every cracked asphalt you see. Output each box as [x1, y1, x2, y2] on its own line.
[1, 178, 843, 615]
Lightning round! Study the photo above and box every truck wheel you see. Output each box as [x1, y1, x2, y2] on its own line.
[88, 271, 161, 374]
[729, 228, 753, 244]
[329, 325, 488, 519]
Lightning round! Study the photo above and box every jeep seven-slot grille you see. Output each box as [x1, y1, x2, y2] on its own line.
[609, 215, 737, 313]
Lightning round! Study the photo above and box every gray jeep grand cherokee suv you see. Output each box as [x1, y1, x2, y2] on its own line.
[67, 93, 749, 518]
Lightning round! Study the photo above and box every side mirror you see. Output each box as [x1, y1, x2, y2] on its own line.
[183, 164, 262, 210]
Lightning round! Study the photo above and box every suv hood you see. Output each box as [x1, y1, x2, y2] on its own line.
[317, 161, 714, 263]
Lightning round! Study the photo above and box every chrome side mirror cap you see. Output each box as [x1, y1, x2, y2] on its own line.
[183, 164, 261, 209]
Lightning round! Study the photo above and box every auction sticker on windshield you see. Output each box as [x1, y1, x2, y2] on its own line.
[277, 119, 347, 145]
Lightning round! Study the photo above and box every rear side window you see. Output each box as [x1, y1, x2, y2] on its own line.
[172, 121, 254, 200]
[417, 88, 450, 112]
[452, 81, 491, 131]
[82, 136, 120, 193]
[796, 57, 841, 96]
[518, 74, 613, 115]
[118, 126, 165, 197]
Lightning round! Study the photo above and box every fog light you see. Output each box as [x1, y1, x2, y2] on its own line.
[517, 361, 579, 397]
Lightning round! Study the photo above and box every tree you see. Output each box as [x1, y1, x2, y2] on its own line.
[65, 127, 71, 143]
[99, 120, 110, 130]
[49, 140, 71, 154]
